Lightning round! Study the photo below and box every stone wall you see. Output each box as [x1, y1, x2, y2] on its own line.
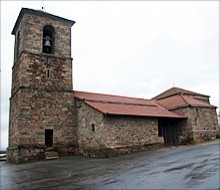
[11, 52, 73, 97]
[8, 92, 20, 147]
[7, 145, 45, 163]
[76, 100, 105, 150]
[8, 51, 75, 162]
[13, 12, 73, 60]
[8, 89, 77, 162]
[103, 116, 161, 148]
[173, 107, 218, 143]
[173, 107, 194, 144]
[192, 107, 218, 141]
[76, 100, 163, 157]
[8, 10, 76, 163]
[13, 13, 25, 61]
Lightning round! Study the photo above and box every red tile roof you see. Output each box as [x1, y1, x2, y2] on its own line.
[157, 94, 216, 110]
[75, 91, 156, 106]
[152, 87, 209, 100]
[74, 91, 187, 119]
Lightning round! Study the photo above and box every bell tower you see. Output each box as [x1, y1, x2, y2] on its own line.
[8, 8, 77, 163]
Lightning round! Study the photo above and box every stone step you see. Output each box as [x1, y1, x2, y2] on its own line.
[45, 151, 59, 160]
[45, 156, 59, 160]
[45, 151, 58, 157]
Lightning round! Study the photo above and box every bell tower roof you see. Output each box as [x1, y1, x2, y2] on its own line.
[12, 7, 75, 35]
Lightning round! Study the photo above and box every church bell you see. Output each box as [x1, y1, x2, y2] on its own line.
[44, 36, 51, 47]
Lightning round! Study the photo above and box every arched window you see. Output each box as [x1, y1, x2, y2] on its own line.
[42, 25, 55, 54]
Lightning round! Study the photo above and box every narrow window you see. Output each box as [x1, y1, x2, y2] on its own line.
[91, 124, 96, 132]
[196, 108, 199, 117]
[14, 31, 20, 60]
[42, 25, 55, 54]
[46, 69, 51, 79]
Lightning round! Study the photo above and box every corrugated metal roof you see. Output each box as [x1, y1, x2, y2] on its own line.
[74, 91, 187, 119]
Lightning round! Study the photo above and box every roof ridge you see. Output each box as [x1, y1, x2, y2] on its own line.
[152, 86, 210, 100]
[153, 92, 181, 100]
[182, 95, 217, 108]
[154, 99, 189, 114]
[151, 87, 175, 100]
[154, 100, 169, 110]
[175, 87, 209, 97]
[74, 90, 151, 101]
[181, 94, 190, 106]
[85, 99, 157, 107]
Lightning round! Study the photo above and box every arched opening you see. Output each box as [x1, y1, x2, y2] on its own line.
[14, 31, 20, 60]
[42, 25, 55, 54]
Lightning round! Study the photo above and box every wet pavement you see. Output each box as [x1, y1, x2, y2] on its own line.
[1, 140, 219, 190]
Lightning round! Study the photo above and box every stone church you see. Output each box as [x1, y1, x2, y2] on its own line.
[7, 8, 219, 163]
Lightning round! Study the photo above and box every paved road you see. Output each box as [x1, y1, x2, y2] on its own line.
[1, 140, 219, 190]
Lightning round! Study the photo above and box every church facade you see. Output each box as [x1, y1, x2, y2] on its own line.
[7, 8, 219, 163]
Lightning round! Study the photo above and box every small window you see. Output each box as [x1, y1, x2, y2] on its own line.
[196, 108, 199, 117]
[46, 69, 52, 79]
[42, 25, 55, 54]
[91, 124, 96, 132]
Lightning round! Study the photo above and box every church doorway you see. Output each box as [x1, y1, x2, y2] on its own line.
[158, 119, 181, 146]
[45, 129, 53, 147]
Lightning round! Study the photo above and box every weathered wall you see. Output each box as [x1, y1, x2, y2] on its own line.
[8, 10, 76, 163]
[76, 100, 105, 150]
[8, 89, 77, 162]
[103, 116, 161, 148]
[192, 107, 218, 140]
[13, 12, 73, 60]
[173, 107, 218, 143]
[11, 52, 73, 96]
[172, 107, 194, 144]
[76, 100, 163, 157]
[7, 146, 45, 164]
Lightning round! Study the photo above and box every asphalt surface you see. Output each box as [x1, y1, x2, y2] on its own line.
[1, 140, 219, 190]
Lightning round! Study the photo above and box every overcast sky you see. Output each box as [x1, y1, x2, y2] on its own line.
[1, 1, 219, 150]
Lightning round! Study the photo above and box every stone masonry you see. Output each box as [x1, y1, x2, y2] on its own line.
[8, 8, 76, 163]
[76, 100, 163, 157]
[175, 107, 218, 142]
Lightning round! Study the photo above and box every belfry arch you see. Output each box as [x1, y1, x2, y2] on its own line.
[42, 25, 55, 54]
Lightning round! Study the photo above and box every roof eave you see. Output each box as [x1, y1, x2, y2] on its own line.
[169, 104, 217, 110]
[12, 8, 75, 35]
[104, 112, 187, 119]
[84, 101, 108, 115]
